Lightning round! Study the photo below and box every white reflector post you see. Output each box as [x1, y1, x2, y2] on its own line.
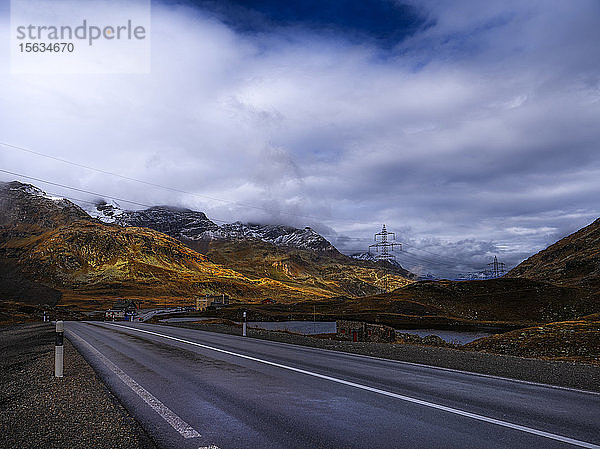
[55, 320, 64, 378]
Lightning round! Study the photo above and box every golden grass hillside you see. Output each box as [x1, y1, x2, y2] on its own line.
[3, 220, 335, 306]
[201, 239, 413, 298]
[508, 217, 600, 294]
[367, 278, 592, 324]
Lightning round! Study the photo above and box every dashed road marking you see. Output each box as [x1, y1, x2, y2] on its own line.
[105, 323, 600, 449]
[68, 330, 201, 439]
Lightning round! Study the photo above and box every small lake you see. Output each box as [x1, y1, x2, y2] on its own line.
[247, 321, 337, 335]
[395, 329, 495, 344]
[158, 318, 495, 343]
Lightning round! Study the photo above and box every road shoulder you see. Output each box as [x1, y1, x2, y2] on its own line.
[0, 323, 158, 449]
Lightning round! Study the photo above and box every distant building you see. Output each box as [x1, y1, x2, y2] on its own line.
[336, 320, 396, 343]
[195, 294, 230, 311]
[261, 298, 276, 304]
[195, 297, 209, 311]
[105, 298, 139, 321]
[105, 309, 125, 320]
[209, 294, 230, 309]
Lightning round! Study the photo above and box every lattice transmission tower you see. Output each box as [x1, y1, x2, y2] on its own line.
[369, 224, 402, 292]
[487, 255, 506, 278]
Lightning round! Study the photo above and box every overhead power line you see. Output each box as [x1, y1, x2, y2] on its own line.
[0, 142, 502, 270]
[398, 253, 479, 274]
[0, 142, 380, 225]
[0, 167, 474, 274]
[0, 169, 236, 223]
[401, 242, 470, 265]
[0, 169, 154, 209]
[343, 250, 493, 277]
[33, 189, 233, 224]
[315, 233, 480, 267]
[0, 157, 509, 275]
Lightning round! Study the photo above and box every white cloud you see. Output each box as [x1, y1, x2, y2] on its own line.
[1, 0, 599, 276]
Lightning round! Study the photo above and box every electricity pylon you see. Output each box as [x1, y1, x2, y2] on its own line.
[369, 224, 402, 292]
[487, 255, 506, 278]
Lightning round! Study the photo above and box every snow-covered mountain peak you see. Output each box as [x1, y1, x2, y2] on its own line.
[6, 182, 78, 209]
[81, 201, 337, 252]
[211, 222, 336, 251]
[9, 182, 46, 197]
[86, 199, 124, 223]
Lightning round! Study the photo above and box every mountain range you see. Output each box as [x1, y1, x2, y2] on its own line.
[0, 181, 413, 315]
[88, 200, 337, 252]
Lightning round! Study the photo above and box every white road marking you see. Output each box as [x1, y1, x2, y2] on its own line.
[104, 323, 600, 449]
[68, 330, 201, 439]
[198, 446, 220, 449]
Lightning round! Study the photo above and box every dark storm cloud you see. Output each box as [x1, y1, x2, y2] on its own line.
[172, 0, 427, 47]
[1, 0, 599, 277]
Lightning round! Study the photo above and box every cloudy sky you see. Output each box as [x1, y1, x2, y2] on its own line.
[1, 0, 599, 277]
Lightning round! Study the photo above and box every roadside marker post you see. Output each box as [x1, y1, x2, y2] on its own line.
[55, 320, 64, 378]
[243, 311, 247, 337]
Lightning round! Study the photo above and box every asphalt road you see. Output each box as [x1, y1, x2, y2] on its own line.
[65, 322, 600, 449]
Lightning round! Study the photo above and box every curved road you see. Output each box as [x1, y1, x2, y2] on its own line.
[65, 322, 600, 449]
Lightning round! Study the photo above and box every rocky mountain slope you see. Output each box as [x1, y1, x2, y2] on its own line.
[0, 181, 90, 229]
[212, 222, 337, 252]
[0, 182, 87, 312]
[90, 203, 219, 240]
[10, 220, 321, 305]
[507, 217, 600, 292]
[201, 239, 412, 298]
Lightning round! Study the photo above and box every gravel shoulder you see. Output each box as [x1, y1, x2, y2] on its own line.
[0, 323, 157, 449]
[163, 321, 600, 393]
